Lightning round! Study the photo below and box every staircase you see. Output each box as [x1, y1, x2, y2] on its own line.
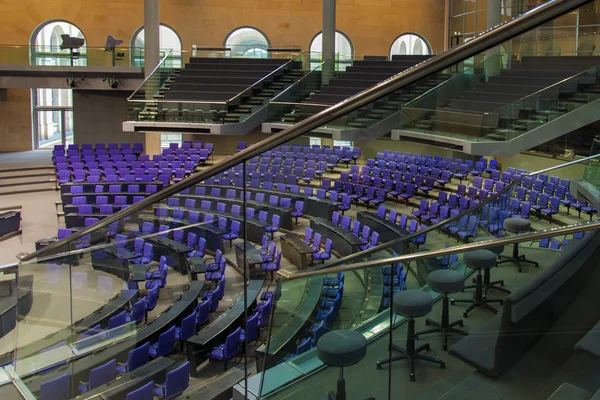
[137, 61, 304, 125]
[0, 165, 57, 195]
[394, 56, 600, 156]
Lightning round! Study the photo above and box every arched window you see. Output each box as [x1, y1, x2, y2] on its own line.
[309, 31, 354, 71]
[32, 20, 87, 66]
[224, 27, 270, 58]
[131, 24, 182, 67]
[31, 20, 85, 148]
[390, 33, 432, 57]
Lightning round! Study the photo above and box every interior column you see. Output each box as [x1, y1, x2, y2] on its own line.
[144, 0, 162, 156]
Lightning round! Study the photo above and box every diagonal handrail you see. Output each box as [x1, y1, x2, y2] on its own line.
[280, 219, 600, 280]
[19, 0, 593, 262]
[127, 49, 173, 101]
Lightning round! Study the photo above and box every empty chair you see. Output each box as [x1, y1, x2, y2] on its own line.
[153, 361, 190, 399]
[313, 238, 333, 263]
[77, 359, 117, 393]
[223, 220, 241, 247]
[264, 214, 280, 240]
[175, 311, 197, 350]
[149, 326, 176, 358]
[117, 342, 150, 374]
[126, 299, 147, 324]
[40, 373, 70, 400]
[262, 249, 282, 279]
[209, 327, 242, 370]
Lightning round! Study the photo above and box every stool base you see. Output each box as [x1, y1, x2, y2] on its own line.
[467, 269, 511, 297]
[497, 243, 539, 272]
[417, 295, 468, 350]
[376, 318, 445, 382]
[451, 269, 503, 317]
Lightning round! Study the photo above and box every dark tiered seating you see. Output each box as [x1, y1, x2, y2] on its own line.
[280, 56, 449, 128]
[411, 56, 600, 137]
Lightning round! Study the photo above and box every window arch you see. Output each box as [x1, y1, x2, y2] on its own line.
[390, 33, 432, 57]
[224, 27, 270, 58]
[309, 31, 354, 71]
[31, 20, 87, 66]
[131, 24, 182, 67]
[31, 20, 84, 148]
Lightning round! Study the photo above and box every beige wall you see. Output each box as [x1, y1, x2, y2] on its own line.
[501, 153, 586, 180]
[0, 89, 32, 152]
[0, 1, 446, 55]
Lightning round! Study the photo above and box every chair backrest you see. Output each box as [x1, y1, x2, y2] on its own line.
[179, 311, 197, 341]
[341, 215, 351, 230]
[324, 238, 333, 253]
[40, 372, 70, 400]
[108, 310, 127, 330]
[244, 312, 259, 343]
[157, 325, 176, 356]
[225, 327, 242, 357]
[130, 299, 146, 324]
[163, 362, 190, 398]
[128, 342, 150, 372]
[89, 358, 116, 390]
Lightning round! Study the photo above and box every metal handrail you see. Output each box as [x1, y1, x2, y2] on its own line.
[280, 220, 600, 280]
[19, 0, 593, 262]
[127, 49, 173, 101]
[226, 52, 309, 104]
[314, 152, 600, 272]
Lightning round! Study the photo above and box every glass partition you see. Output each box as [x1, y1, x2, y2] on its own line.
[0, 45, 144, 67]
[13, 1, 600, 399]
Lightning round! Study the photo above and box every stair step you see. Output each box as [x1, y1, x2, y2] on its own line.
[0, 178, 56, 188]
[0, 165, 53, 173]
[0, 172, 55, 180]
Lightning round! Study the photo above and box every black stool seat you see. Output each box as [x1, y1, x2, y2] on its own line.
[318, 330, 367, 367]
[451, 250, 504, 317]
[428, 270, 464, 294]
[317, 330, 373, 400]
[377, 290, 445, 381]
[394, 289, 433, 317]
[418, 270, 468, 350]
[498, 218, 539, 272]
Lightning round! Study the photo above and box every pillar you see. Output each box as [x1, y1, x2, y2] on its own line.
[486, 0, 502, 77]
[322, 0, 336, 84]
[144, 0, 161, 155]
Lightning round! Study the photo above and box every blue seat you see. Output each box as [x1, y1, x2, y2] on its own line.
[209, 327, 242, 370]
[145, 283, 159, 312]
[40, 372, 70, 400]
[107, 310, 127, 338]
[223, 220, 241, 247]
[126, 299, 147, 325]
[312, 238, 332, 263]
[240, 312, 259, 345]
[176, 311, 197, 351]
[196, 299, 211, 327]
[126, 380, 154, 400]
[153, 361, 190, 399]
[149, 326, 176, 358]
[77, 358, 117, 393]
[117, 342, 150, 375]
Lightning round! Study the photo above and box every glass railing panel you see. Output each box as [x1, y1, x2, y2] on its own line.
[0, 45, 145, 67]
[584, 138, 600, 189]
[192, 46, 301, 60]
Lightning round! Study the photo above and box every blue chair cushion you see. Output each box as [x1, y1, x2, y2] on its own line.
[464, 249, 496, 271]
[427, 270, 464, 294]
[393, 290, 433, 317]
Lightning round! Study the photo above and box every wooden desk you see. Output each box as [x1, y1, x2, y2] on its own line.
[310, 217, 367, 256]
[356, 211, 410, 255]
[280, 235, 312, 271]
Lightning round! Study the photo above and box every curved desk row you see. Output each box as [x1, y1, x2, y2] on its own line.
[186, 280, 263, 377]
[16, 289, 138, 363]
[24, 281, 204, 395]
[310, 217, 367, 257]
[256, 276, 323, 370]
[61, 192, 151, 207]
[0, 275, 32, 340]
[60, 182, 165, 196]
[190, 183, 340, 220]
[175, 193, 294, 230]
[356, 211, 409, 254]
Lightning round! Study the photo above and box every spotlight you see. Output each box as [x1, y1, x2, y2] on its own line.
[103, 77, 120, 89]
[66, 77, 76, 88]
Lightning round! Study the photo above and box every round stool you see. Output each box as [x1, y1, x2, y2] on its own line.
[317, 330, 370, 400]
[417, 270, 468, 350]
[498, 218, 539, 272]
[376, 290, 445, 381]
[470, 238, 511, 297]
[451, 250, 503, 317]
